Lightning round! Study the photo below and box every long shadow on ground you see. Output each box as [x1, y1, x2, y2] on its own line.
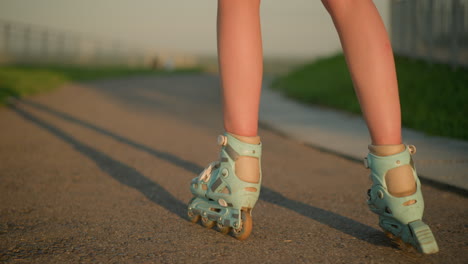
[14, 100, 389, 247]
[12, 105, 187, 219]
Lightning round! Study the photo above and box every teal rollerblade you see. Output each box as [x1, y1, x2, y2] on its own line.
[188, 133, 262, 240]
[365, 145, 439, 254]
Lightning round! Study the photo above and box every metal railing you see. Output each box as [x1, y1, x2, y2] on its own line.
[0, 19, 150, 67]
[391, 0, 468, 68]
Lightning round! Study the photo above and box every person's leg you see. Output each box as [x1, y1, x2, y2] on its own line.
[217, 0, 263, 137]
[321, 0, 413, 194]
[322, 0, 401, 145]
[187, 0, 263, 240]
[321, 0, 438, 254]
[217, 0, 262, 184]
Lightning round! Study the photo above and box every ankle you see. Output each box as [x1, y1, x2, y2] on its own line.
[368, 144, 417, 197]
[226, 133, 261, 184]
[368, 144, 405, 156]
[229, 132, 261, 145]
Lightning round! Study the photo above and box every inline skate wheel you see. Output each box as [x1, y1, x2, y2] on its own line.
[187, 198, 200, 223]
[187, 210, 200, 223]
[232, 211, 252, 240]
[201, 216, 216, 228]
[217, 222, 231, 234]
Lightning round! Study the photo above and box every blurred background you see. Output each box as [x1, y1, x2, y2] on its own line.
[0, 0, 467, 140]
[2, 0, 466, 71]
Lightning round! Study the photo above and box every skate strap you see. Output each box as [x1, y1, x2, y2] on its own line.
[365, 145, 415, 173]
[221, 133, 262, 161]
[365, 145, 418, 189]
[210, 176, 224, 192]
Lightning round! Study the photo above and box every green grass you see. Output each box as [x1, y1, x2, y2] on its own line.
[272, 54, 468, 140]
[0, 64, 201, 106]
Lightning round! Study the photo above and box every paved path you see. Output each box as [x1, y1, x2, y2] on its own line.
[260, 83, 468, 191]
[0, 74, 467, 263]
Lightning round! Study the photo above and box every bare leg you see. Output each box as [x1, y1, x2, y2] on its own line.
[322, 0, 401, 145]
[322, 0, 415, 194]
[321, 3, 440, 255]
[217, 0, 263, 137]
[189, 3, 263, 237]
[216, 0, 262, 183]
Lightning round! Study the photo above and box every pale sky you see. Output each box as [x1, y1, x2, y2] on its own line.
[0, 0, 390, 58]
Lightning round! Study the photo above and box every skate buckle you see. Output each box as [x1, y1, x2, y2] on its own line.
[377, 190, 384, 199]
[217, 135, 227, 146]
[218, 198, 228, 207]
[199, 161, 219, 182]
[408, 145, 417, 155]
[363, 157, 370, 168]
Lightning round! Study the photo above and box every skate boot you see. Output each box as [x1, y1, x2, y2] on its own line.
[188, 132, 262, 240]
[365, 144, 439, 254]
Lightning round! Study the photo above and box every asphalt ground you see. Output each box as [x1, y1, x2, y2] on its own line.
[0, 74, 467, 263]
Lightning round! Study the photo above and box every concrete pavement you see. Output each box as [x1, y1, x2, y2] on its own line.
[0, 74, 467, 263]
[260, 82, 468, 192]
